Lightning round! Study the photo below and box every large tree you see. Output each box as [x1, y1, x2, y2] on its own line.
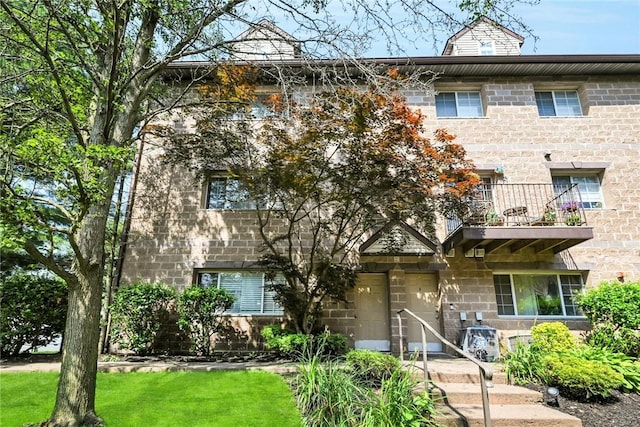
[165, 85, 479, 333]
[0, 1, 534, 425]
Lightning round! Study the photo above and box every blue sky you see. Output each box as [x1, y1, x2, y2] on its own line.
[515, 0, 640, 55]
[339, 0, 640, 56]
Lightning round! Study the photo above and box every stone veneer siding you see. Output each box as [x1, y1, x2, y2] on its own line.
[121, 74, 640, 352]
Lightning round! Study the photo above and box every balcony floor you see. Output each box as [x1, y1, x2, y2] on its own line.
[443, 225, 594, 255]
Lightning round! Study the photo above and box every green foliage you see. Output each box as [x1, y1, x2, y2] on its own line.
[362, 368, 437, 427]
[0, 273, 67, 356]
[568, 346, 640, 393]
[177, 286, 235, 356]
[346, 350, 401, 387]
[576, 281, 640, 357]
[261, 325, 347, 359]
[503, 342, 546, 385]
[544, 353, 624, 401]
[530, 322, 576, 353]
[294, 353, 437, 427]
[109, 282, 177, 355]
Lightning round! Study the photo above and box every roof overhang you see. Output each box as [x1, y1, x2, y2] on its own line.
[165, 54, 640, 80]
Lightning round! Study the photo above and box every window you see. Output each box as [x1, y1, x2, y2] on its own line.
[479, 41, 494, 55]
[196, 271, 283, 315]
[552, 175, 604, 209]
[435, 92, 483, 117]
[493, 274, 584, 317]
[535, 91, 582, 116]
[206, 177, 255, 210]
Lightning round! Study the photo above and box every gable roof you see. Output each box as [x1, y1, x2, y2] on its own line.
[360, 221, 437, 255]
[234, 19, 298, 43]
[442, 16, 525, 55]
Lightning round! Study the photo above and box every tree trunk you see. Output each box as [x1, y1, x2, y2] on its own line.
[45, 271, 103, 427]
[44, 200, 112, 426]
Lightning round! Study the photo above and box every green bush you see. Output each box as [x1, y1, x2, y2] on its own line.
[576, 281, 640, 357]
[0, 273, 67, 356]
[346, 350, 401, 387]
[110, 281, 177, 355]
[177, 286, 235, 356]
[544, 353, 624, 401]
[295, 356, 363, 426]
[261, 325, 347, 359]
[503, 342, 546, 385]
[362, 367, 437, 427]
[294, 353, 437, 427]
[569, 346, 640, 393]
[530, 322, 576, 354]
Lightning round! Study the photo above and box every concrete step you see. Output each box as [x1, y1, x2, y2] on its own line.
[435, 403, 583, 427]
[403, 357, 582, 427]
[421, 382, 542, 405]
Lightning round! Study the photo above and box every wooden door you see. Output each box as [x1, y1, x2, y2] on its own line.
[406, 274, 442, 352]
[354, 273, 390, 351]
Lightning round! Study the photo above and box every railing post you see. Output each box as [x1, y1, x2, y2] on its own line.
[421, 324, 429, 392]
[479, 366, 493, 427]
[396, 312, 404, 362]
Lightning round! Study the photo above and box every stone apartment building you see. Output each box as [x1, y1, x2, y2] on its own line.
[119, 18, 640, 354]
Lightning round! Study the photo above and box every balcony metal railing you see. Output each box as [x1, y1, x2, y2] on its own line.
[446, 183, 588, 235]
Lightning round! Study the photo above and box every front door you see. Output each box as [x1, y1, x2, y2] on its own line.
[406, 273, 442, 352]
[354, 273, 390, 351]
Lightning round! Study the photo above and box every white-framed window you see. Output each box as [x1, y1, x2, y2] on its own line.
[493, 273, 584, 317]
[535, 91, 582, 117]
[479, 41, 494, 55]
[435, 91, 483, 117]
[196, 271, 284, 315]
[206, 177, 256, 210]
[552, 174, 604, 209]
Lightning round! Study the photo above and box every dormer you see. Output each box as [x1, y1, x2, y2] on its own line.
[231, 19, 301, 60]
[442, 16, 524, 56]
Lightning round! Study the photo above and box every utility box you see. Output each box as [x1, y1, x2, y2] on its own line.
[459, 325, 499, 362]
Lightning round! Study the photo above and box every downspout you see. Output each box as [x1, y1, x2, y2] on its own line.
[101, 133, 146, 353]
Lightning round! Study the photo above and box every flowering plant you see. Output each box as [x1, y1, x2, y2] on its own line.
[561, 202, 578, 212]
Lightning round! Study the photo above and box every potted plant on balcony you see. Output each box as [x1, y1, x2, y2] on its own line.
[562, 202, 581, 226]
[485, 209, 503, 226]
[542, 207, 557, 225]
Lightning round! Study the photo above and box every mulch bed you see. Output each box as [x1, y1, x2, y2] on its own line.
[524, 383, 640, 427]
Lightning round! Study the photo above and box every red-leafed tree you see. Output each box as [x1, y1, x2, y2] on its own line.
[167, 86, 480, 333]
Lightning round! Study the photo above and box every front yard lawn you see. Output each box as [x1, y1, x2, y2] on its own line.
[0, 370, 301, 426]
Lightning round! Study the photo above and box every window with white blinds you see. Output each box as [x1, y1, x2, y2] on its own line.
[196, 271, 283, 315]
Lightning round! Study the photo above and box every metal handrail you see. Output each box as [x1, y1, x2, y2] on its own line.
[397, 308, 494, 427]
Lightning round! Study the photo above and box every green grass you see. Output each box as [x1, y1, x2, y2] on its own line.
[0, 371, 301, 426]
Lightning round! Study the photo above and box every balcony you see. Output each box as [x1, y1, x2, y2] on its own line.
[443, 184, 594, 255]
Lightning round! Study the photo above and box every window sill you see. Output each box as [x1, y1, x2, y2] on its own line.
[436, 116, 487, 119]
[224, 313, 284, 317]
[496, 315, 587, 320]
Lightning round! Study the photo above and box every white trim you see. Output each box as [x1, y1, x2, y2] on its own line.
[354, 340, 390, 351]
[408, 342, 443, 353]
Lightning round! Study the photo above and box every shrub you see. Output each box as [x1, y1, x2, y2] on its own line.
[294, 352, 437, 427]
[0, 273, 67, 356]
[362, 367, 437, 427]
[261, 325, 347, 359]
[177, 286, 235, 356]
[346, 350, 401, 387]
[295, 355, 363, 426]
[110, 281, 177, 355]
[576, 281, 640, 357]
[544, 353, 624, 401]
[503, 342, 546, 385]
[569, 346, 640, 393]
[530, 322, 576, 354]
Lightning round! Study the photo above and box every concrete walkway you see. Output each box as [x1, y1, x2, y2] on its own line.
[0, 359, 298, 375]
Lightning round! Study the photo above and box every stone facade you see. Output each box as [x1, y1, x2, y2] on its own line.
[120, 31, 640, 354]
